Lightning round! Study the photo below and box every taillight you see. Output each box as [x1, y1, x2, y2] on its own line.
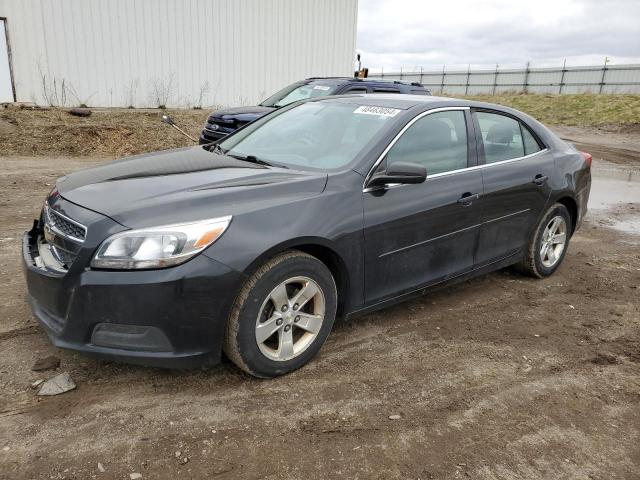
[580, 151, 593, 168]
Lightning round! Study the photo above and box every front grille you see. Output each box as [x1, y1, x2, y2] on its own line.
[40, 204, 87, 270]
[50, 244, 77, 266]
[44, 205, 86, 242]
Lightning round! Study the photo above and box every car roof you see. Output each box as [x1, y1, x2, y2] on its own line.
[318, 93, 529, 114]
[304, 77, 425, 88]
[316, 94, 458, 110]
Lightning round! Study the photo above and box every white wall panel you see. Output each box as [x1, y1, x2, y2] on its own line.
[0, 0, 358, 107]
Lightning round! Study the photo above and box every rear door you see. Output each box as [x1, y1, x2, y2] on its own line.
[472, 110, 554, 266]
[363, 107, 483, 303]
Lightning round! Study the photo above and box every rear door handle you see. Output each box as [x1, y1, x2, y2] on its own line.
[457, 193, 480, 206]
[533, 174, 549, 186]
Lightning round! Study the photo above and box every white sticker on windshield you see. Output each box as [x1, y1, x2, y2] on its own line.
[354, 105, 402, 117]
[313, 85, 331, 91]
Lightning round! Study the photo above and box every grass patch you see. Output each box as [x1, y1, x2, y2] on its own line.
[460, 94, 640, 126]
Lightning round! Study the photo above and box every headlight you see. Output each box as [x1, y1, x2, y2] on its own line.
[91, 216, 231, 269]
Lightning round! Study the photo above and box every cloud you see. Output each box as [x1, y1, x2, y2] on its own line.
[357, 0, 640, 71]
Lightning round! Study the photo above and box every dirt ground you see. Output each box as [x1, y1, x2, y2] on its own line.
[1, 126, 639, 480]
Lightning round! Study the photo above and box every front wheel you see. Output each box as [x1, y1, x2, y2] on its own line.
[223, 251, 337, 378]
[519, 203, 572, 278]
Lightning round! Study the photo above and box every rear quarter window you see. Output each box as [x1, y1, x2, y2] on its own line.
[521, 125, 543, 155]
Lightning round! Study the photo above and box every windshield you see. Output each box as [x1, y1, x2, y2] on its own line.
[218, 101, 401, 170]
[260, 83, 339, 108]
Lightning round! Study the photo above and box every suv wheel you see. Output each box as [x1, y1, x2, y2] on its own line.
[223, 251, 337, 378]
[519, 203, 572, 278]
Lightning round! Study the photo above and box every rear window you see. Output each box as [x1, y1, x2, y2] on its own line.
[372, 88, 400, 94]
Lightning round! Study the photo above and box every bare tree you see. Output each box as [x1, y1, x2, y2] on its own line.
[150, 73, 177, 109]
[38, 62, 68, 107]
[124, 78, 139, 109]
[65, 82, 97, 107]
[193, 81, 210, 109]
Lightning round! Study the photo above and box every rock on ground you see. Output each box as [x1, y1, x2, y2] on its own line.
[37, 372, 76, 396]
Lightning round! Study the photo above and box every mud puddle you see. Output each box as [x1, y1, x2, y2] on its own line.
[589, 161, 640, 235]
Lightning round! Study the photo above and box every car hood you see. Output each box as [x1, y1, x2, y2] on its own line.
[211, 105, 275, 123]
[57, 146, 327, 228]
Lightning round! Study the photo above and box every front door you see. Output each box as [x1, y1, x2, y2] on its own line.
[363, 108, 483, 304]
[472, 110, 554, 266]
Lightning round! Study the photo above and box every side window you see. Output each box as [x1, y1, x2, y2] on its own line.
[386, 110, 468, 176]
[342, 87, 368, 94]
[373, 88, 400, 94]
[476, 111, 525, 163]
[521, 125, 542, 155]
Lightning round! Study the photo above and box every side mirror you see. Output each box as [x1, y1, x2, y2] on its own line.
[161, 114, 175, 126]
[368, 161, 427, 188]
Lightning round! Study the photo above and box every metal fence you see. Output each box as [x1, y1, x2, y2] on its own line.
[367, 63, 640, 95]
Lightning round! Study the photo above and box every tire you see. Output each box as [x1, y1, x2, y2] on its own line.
[223, 250, 337, 378]
[519, 203, 572, 278]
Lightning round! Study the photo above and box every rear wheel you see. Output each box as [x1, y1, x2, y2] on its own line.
[519, 203, 572, 278]
[223, 251, 337, 378]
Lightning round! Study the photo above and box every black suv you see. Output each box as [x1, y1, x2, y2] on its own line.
[199, 77, 430, 143]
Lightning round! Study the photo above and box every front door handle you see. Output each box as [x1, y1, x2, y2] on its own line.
[533, 174, 549, 186]
[457, 192, 480, 206]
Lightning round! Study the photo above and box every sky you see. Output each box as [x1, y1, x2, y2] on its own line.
[356, 0, 640, 72]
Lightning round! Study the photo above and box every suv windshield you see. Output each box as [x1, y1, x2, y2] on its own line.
[218, 101, 401, 170]
[260, 82, 339, 108]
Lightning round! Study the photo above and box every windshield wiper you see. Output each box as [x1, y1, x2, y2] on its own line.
[226, 153, 272, 167]
[227, 153, 289, 169]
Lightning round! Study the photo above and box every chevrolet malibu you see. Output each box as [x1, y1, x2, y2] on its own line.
[23, 95, 592, 377]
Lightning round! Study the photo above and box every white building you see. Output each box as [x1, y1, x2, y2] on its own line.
[0, 0, 358, 107]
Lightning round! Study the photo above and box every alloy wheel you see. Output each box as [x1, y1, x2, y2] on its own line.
[540, 215, 567, 268]
[255, 276, 326, 361]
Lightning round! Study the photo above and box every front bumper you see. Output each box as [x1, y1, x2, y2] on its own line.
[23, 227, 245, 369]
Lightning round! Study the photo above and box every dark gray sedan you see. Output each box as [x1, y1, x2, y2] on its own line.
[23, 95, 591, 377]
